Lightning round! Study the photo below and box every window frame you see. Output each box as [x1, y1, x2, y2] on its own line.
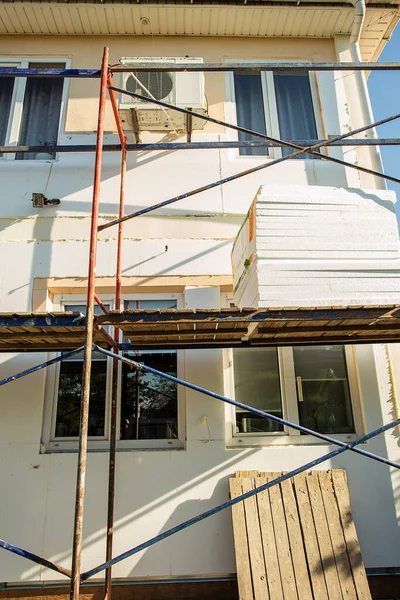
[41, 293, 185, 453]
[225, 345, 364, 447]
[224, 58, 324, 160]
[0, 57, 70, 161]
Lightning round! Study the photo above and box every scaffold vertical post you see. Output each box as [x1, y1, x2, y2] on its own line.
[105, 141, 127, 600]
[70, 46, 109, 600]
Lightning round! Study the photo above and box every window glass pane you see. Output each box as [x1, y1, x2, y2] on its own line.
[121, 299, 178, 440]
[17, 63, 64, 161]
[54, 304, 108, 438]
[273, 72, 318, 159]
[234, 73, 268, 157]
[0, 77, 14, 149]
[233, 348, 283, 433]
[120, 352, 178, 441]
[125, 299, 176, 310]
[56, 359, 107, 437]
[293, 345, 354, 434]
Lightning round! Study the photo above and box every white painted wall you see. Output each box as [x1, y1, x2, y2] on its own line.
[1, 324, 400, 581]
[0, 32, 399, 586]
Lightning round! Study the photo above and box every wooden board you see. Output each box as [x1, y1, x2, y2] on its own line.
[98, 305, 400, 349]
[230, 470, 372, 600]
[0, 306, 400, 351]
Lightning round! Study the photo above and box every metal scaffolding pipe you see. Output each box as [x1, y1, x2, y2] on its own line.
[98, 108, 400, 231]
[0, 63, 399, 79]
[0, 348, 84, 387]
[0, 540, 72, 578]
[104, 144, 127, 600]
[69, 47, 109, 600]
[107, 74, 127, 149]
[81, 411, 400, 581]
[0, 68, 101, 78]
[110, 61, 400, 72]
[109, 86, 400, 186]
[94, 294, 109, 315]
[94, 346, 400, 469]
[1, 139, 400, 154]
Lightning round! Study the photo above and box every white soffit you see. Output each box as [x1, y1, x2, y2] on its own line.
[0, 4, 398, 60]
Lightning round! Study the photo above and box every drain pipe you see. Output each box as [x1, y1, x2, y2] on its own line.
[350, 0, 365, 45]
[350, 0, 385, 183]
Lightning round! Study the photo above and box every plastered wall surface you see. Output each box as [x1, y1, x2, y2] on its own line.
[1, 326, 400, 582]
[0, 34, 399, 584]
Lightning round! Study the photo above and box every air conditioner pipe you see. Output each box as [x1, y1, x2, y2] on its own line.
[350, 0, 385, 184]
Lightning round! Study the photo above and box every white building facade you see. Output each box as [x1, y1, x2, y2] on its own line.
[0, 1, 400, 597]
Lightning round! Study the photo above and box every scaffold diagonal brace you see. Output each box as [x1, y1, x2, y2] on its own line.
[93, 345, 400, 469]
[81, 411, 400, 581]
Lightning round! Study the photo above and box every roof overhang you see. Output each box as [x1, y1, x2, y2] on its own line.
[0, 2, 398, 62]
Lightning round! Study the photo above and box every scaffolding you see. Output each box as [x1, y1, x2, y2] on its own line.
[1, 46, 400, 600]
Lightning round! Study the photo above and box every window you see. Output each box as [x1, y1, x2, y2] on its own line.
[120, 299, 178, 442]
[54, 304, 109, 439]
[228, 345, 363, 446]
[42, 297, 184, 452]
[232, 69, 320, 157]
[0, 60, 65, 160]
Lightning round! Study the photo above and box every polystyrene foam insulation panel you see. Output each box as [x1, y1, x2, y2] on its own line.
[231, 184, 400, 308]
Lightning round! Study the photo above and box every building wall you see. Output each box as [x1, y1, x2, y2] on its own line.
[0, 32, 399, 585]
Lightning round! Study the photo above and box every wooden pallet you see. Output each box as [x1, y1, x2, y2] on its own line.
[229, 470, 371, 600]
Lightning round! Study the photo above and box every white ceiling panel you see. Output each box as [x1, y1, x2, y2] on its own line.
[0, 3, 397, 61]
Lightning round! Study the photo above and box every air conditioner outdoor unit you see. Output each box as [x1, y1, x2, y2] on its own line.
[118, 57, 207, 132]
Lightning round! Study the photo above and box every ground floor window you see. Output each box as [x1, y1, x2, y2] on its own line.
[43, 297, 182, 451]
[230, 345, 362, 445]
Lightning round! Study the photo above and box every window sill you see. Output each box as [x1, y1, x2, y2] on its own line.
[41, 440, 185, 453]
[227, 433, 361, 448]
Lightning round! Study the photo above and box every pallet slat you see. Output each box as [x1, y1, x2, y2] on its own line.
[229, 478, 254, 600]
[331, 471, 372, 600]
[230, 470, 370, 600]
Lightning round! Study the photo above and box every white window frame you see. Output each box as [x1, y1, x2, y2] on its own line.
[225, 345, 364, 448]
[0, 57, 70, 161]
[41, 293, 185, 452]
[224, 59, 324, 160]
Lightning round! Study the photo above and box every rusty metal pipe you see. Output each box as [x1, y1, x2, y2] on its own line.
[69, 46, 109, 600]
[104, 144, 127, 600]
[94, 294, 109, 315]
[94, 322, 117, 349]
[107, 74, 126, 149]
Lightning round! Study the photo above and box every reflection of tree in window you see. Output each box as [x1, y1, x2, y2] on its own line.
[55, 305, 107, 438]
[56, 353, 106, 437]
[120, 352, 178, 440]
[121, 299, 178, 440]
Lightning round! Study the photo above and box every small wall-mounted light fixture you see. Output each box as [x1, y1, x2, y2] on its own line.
[140, 17, 150, 25]
[32, 193, 61, 208]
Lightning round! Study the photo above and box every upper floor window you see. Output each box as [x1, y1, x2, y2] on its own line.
[0, 60, 65, 160]
[233, 70, 319, 157]
[42, 297, 184, 452]
[227, 344, 363, 446]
